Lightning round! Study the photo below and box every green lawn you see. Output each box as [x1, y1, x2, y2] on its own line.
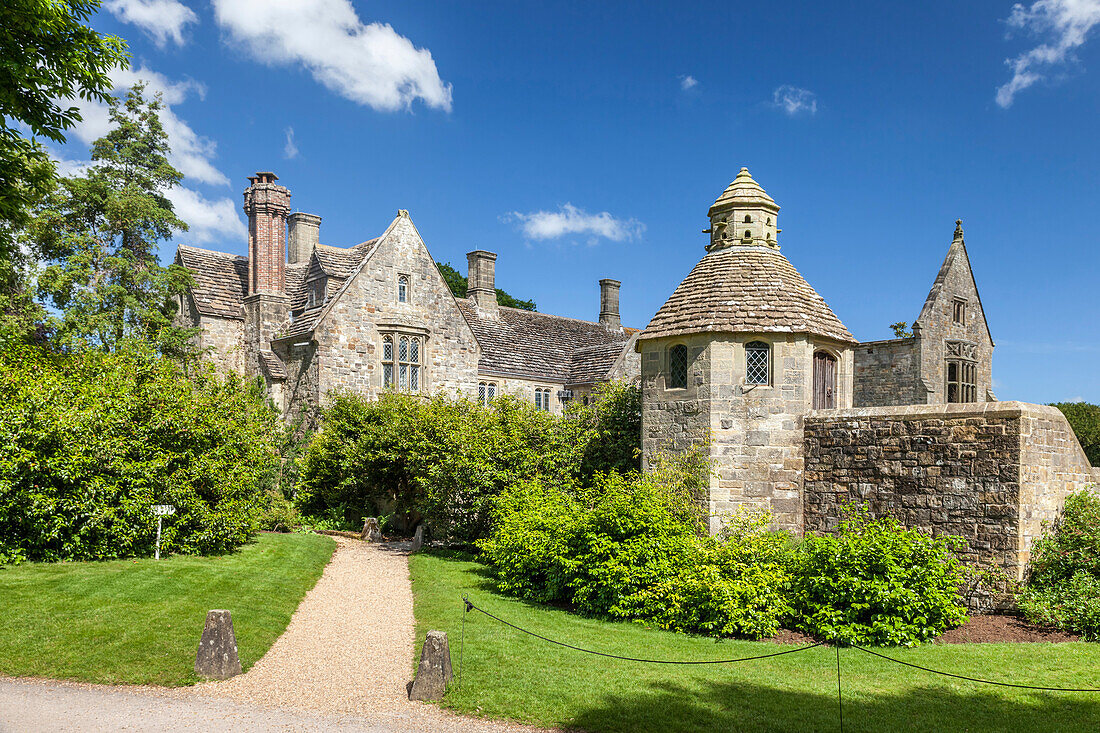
[0, 532, 334, 686]
[411, 549, 1100, 733]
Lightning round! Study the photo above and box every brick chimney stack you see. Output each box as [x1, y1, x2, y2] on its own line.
[599, 278, 621, 329]
[243, 172, 291, 294]
[287, 212, 321, 264]
[466, 250, 499, 317]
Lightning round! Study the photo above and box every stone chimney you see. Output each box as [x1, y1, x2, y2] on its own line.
[599, 278, 621, 329]
[466, 250, 498, 317]
[287, 212, 321, 264]
[243, 172, 291, 294]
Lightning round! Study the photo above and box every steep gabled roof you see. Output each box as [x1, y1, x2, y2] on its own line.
[914, 227, 994, 346]
[175, 245, 248, 320]
[639, 245, 857, 344]
[456, 299, 635, 383]
[314, 239, 378, 279]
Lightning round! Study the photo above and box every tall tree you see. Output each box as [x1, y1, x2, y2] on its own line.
[0, 1, 127, 330]
[32, 84, 194, 353]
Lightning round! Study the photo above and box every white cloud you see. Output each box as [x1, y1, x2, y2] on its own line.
[504, 204, 645, 244]
[166, 187, 247, 244]
[54, 64, 245, 246]
[996, 0, 1100, 107]
[104, 0, 198, 47]
[284, 127, 299, 159]
[772, 85, 818, 116]
[211, 0, 452, 112]
[62, 66, 226, 187]
[679, 75, 698, 90]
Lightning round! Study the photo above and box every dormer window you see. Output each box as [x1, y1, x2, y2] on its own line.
[398, 275, 409, 303]
[306, 278, 326, 308]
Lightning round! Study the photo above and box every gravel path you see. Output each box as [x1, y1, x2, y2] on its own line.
[0, 537, 544, 732]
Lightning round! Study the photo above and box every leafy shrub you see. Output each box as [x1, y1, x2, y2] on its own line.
[565, 381, 642, 477]
[480, 456, 794, 639]
[1020, 572, 1100, 640]
[0, 341, 280, 563]
[297, 392, 592, 542]
[789, 507, 969, 646]
[1052, 402, 1100, 466]
[297, 385, 643, 542]
[1019, 488, 1100, 638]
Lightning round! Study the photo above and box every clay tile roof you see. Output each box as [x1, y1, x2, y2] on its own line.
[455, 299, 635, 383]
[314, 239, 377, 279]
[258, 349, 287, 381]
[639, 245, 857, 344]
[175, 245, 248, 320]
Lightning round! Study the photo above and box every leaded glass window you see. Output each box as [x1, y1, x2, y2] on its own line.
[398, 275, 409, 303]
[478, 381, 497, 405]
[534, 387, 551, 412]
[382, 333, 422, 392]
[745, 341, 770, 385]
[669, 344, 688, 389]
[946, 359, 976, 403]
[382, 336, 394, 388]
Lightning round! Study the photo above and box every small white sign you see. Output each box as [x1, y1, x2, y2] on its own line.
[153, 505, 176, 516]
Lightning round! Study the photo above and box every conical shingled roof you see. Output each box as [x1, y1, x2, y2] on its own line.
[708, 167, 778, 217]
[639, 245, 857, 344]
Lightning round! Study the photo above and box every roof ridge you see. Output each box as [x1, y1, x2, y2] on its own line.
[469, 297, 635, 330]
[177, 244, 247, 260]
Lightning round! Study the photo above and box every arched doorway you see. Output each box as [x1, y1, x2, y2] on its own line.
[813, 351, 837, 409]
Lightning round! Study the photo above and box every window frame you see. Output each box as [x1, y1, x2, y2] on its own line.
[478, 381, 497, 406]
[946, 358, 977, 403]
[534, 387, 552, 412]
[381, 331, 423, 392]
[397, 274, 410, 304]
[306, 278, 326, 309]
[745, 341, 771, 386]
[668, 344, 688, 390]
[952, 298, 967, 325]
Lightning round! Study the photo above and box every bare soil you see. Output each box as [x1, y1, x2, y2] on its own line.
[934, 614, 1080, 644]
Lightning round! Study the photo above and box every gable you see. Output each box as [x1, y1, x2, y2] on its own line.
[286, 212, 480, 352]
[914, 237, 993, 346]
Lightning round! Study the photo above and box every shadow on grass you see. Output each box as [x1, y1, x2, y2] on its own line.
[566, 677, 1100, 733]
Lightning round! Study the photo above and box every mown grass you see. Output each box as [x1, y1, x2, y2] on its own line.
[411, 549, 1100, 733]
[0, 532, 335, 686]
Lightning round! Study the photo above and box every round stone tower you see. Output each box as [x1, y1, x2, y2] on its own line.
[637, 169, 858, 534]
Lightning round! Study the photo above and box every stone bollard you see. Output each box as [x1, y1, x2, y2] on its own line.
[408, 630, 453, 701]
[194, 610, 242, 680]
[410, 524, 424, 553]
[360, 517, 382, 542]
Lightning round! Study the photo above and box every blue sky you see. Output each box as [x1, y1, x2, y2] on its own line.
[59, 0, 1100, 403]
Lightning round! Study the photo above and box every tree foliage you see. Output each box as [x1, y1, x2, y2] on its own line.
[435, 261, 537, 311]
[0, 1, 128, 324]
[30, 85, 194, 353]
[890, 321, 914, 338]
[0, 340, 281, 563]
[1052, 402, 1100, 466]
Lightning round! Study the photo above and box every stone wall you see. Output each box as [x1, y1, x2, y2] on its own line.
[853, 337, 926, 406]
[641, 332, 854, 534]
[310, 213, 479, 407]
[484, 375, 568, 415]
[803, 402, 1096, 585]
[176, 293, 244, 374]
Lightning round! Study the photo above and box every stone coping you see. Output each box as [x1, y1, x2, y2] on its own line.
[807, 400, 1065, 422]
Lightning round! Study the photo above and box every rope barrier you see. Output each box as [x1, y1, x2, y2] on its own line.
[462, 595, 825, 665]
[460, 595, 1100, 702]
[852, 644, 1100, 693]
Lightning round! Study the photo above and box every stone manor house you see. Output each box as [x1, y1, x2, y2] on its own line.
[177, 168, 1097, 585]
